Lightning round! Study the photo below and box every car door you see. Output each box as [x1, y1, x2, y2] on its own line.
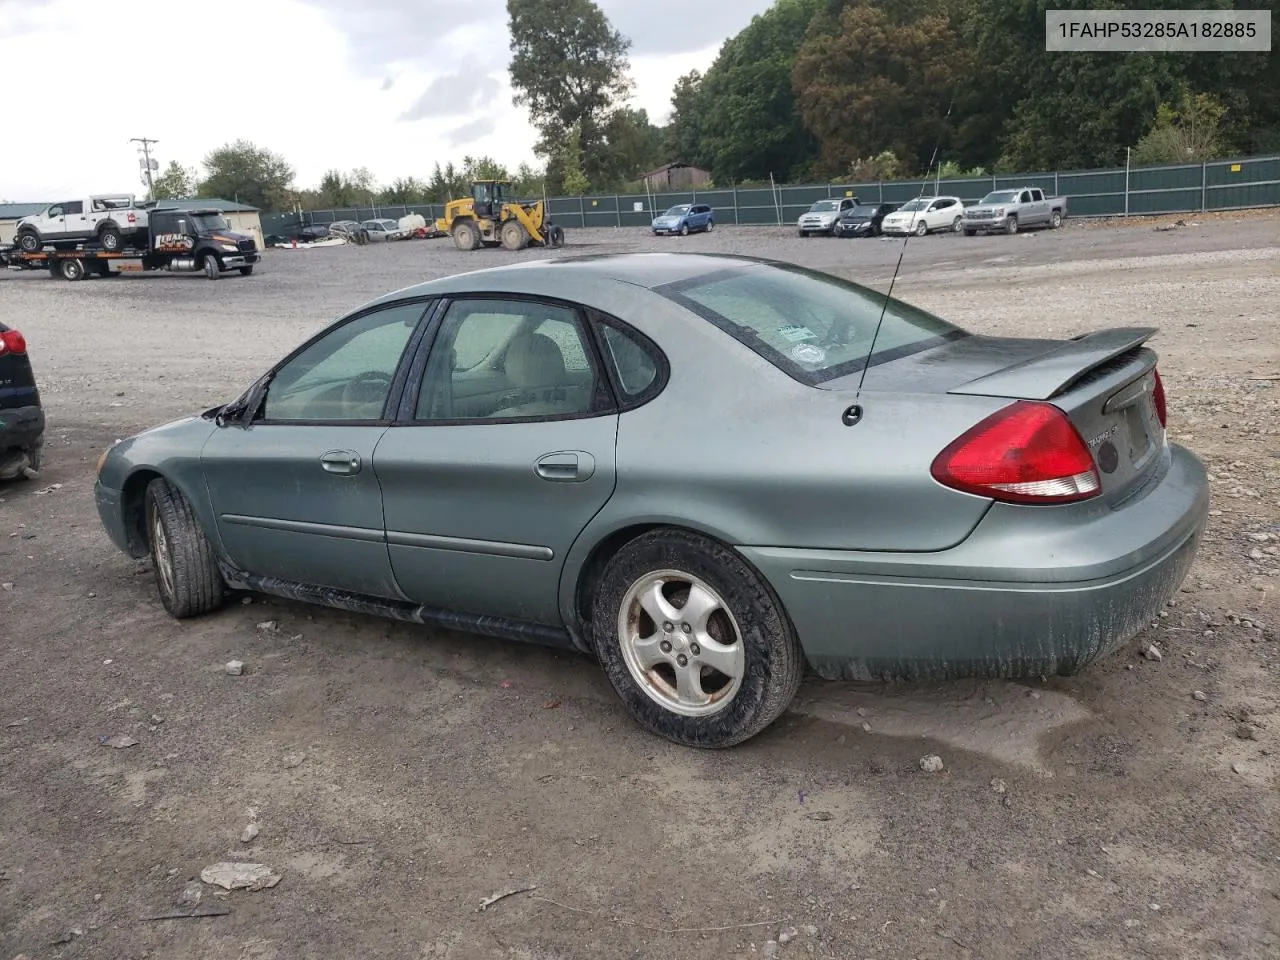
[200, 299, 433, 598]
[38, 203, 69, 241]
[1028, 189, 1047, 224]
[61, 200, 93, 240]
[375, 296, 619, 627]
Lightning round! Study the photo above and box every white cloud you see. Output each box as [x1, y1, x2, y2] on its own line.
[0, 1, 759, 202]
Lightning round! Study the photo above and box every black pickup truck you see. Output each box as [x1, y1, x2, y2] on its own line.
[1, 207, 260, 281]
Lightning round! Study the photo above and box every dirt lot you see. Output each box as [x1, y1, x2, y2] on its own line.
[2, 214, 1277, 960]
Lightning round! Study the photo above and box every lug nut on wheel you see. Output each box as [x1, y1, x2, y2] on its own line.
[690, 643, 700, 656]
[681, 623, 692, 634]
[660, 640, 672, 653]
[663, 621, 674, 632]
[677, 654, 688, 666]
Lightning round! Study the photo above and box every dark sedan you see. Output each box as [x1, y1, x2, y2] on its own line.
[0, 321, 44, 480]
[835, 202, 901, 238]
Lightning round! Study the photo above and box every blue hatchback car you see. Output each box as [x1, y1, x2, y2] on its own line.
[651, 203, 714, 236]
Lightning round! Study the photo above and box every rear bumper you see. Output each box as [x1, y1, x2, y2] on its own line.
[0, 403, 44, 447]
[740, 443, 1209, 681]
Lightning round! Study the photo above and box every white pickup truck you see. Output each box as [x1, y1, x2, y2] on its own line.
[15, 194, 149, 252]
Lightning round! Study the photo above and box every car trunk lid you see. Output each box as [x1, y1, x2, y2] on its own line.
[848, 327, 1166, 504]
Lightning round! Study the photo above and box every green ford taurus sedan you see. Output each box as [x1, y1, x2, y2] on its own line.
[94, 253, 1209, 747]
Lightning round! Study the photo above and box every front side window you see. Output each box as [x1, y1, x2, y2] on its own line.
[263, 302, 426, 421]
[416, 298, 604, 421]
[654, 263, 965, 386]
[47, 205, 64, 217]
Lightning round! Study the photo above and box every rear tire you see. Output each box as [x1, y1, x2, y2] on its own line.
[203, 253, 220, 279]
[547, 224, 565, 247]
[591, 528, 803, 748]
[145, 477, 226, 619]
[452, 219, 481, 251]
[1050, 210, 1063, 229]
[59, 258, 85, 281]
[99, 225, 122, 251]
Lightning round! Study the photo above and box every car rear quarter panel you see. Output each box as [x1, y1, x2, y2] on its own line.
[537, 283, 1017, 626]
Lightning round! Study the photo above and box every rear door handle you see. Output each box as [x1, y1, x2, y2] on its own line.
[535, 451, 595, 482]
[320, 450, 362, 475]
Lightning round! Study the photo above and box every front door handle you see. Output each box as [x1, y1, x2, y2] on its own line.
[320, 450, 361, 475]
[535, 451, 595, 482]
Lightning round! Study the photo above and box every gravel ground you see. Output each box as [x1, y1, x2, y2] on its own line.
[1, 214, 1277, 960]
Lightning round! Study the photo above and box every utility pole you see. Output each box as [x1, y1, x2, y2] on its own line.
[131, 137, 159, 197]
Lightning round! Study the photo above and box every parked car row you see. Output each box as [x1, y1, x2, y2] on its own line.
[645, 186, 1069, 241]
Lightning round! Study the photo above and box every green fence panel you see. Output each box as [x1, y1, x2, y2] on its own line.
[1206, 181, 1280, 210]
[1127, 188, 1202, 215]
[994, 173, 1057, 194]
[1206, 155, 1280, 187]
[1064, 191, 1126, 217]
[1058, 169, 1127, 196]
[580, 194, 620, 228]
[1130, 163, 1202, 192]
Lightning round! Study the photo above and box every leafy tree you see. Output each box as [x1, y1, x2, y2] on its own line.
[150, 160, 197, 200]
[602, 108, 665, 182]
[507, 0, 633, 190]
[197, 140, 295, 210]
[794, 1, 972, 177]
[559, 123, 591, 196]
[847, 150, 902, 181]
[664, 70, 704, 164]
[1132, 92, 1227, 164]
[379, 176, 431, 205]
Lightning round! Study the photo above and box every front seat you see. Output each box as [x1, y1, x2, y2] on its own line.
[491, 332, 584, 417]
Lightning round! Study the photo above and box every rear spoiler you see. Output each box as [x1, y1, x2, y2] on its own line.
[948, 327, 1157, 400]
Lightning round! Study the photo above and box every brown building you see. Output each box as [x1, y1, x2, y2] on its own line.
[639, 162, 714, 190]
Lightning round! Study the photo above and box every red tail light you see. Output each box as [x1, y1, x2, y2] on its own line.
[0, 330, 26, 356]
[1152, 368, 1167, 427]
[931, 401, 1101, 505]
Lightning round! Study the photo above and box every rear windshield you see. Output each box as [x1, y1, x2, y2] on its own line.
[653, 263, 966, 385]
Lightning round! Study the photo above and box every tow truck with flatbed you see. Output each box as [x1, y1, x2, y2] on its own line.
[1, 207, 261, 281]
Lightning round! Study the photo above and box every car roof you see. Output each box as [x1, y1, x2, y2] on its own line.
[368, 253, 783, 305]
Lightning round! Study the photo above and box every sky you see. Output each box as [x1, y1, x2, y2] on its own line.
[0, 0, 775, 202]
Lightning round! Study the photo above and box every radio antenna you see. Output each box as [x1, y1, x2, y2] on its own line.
[854, 98, 955, 400]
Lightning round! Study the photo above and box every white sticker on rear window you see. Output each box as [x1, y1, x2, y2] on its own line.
[779, 324, 818, 343]
[790, 343, 826, 365]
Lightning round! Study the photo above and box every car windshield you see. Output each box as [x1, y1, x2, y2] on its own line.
[896, 199, 930, 212]
[982, 191, 1020, 203]
[654, 263, 966, 385]
[848, 205, 880, 216]
[664, 205, 691, 216]
[191, 214, 230, 231]
[809, 200, 841, 212]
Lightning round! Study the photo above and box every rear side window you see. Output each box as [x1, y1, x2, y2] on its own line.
[595, 317, 666, 408]
[653, 264, 965, 386]
[64, 201, 83, 214]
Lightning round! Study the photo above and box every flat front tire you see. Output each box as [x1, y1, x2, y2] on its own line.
[145, 477, 226, 619]
[591, 528, 803, 748]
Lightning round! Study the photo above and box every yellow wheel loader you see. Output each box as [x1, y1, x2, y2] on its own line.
[434, 180, 566, 252]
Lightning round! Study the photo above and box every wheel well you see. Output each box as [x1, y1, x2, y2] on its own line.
[573, 524, 664, 628]
[120, 469, 162, 557]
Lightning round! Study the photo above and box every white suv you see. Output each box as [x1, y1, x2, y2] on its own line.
[879, 196, 966, 237]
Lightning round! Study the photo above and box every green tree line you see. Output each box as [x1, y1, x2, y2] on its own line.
[668, 0, 1278, 184]
[151, 0, 1277, 210]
